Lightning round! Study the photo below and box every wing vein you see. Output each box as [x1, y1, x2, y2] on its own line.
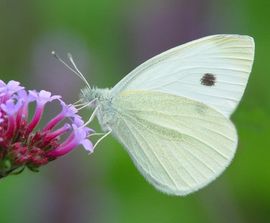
[124, 113, 182, 188]
[170, 140, 204, 183]
[180, 141, 216, 175]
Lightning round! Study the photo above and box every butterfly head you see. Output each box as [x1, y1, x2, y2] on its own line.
[51, 51, 115, 131]
[80, 87, 112, 108]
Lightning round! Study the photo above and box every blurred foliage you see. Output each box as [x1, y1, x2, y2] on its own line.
[0, 0, 270, 223]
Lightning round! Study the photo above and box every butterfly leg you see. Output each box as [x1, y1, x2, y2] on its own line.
[90, 128, 112, 153]
[83, 106, 99, 127]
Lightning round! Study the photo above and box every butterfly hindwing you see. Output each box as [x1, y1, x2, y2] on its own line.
[110, 90, 237, 195]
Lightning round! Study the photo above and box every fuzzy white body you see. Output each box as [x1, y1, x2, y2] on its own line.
[80, 87, 116, 132]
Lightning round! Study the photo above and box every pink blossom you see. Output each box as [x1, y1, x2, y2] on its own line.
[0, 80, 93, 178]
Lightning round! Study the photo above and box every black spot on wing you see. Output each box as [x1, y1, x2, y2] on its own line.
[201, 73, 216, 86]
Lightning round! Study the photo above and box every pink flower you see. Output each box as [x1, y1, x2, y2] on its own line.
[0, 80, 93, 178]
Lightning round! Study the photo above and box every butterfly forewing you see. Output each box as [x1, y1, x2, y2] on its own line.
[110, 90, 237, 195]
[111, 35, 255, 117]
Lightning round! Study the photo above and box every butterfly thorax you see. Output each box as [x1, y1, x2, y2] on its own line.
[80, 87, 117, 131]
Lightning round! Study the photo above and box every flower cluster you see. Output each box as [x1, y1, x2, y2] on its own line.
[0, 80, 93, 178]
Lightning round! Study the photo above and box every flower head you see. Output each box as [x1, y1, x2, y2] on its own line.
[0, 80, 24, 98]
[0, 80, 93, 178]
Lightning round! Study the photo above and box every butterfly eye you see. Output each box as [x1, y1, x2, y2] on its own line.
[200, 73, 216, 86]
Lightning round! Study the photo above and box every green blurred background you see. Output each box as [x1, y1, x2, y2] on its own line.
[0, 0, 269, 222]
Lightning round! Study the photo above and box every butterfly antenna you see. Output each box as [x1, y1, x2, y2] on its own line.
[51, 51, 90, 88]
[67, 53, 91, 89]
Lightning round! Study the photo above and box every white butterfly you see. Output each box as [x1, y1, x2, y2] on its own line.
[56, 34, 255, 195]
